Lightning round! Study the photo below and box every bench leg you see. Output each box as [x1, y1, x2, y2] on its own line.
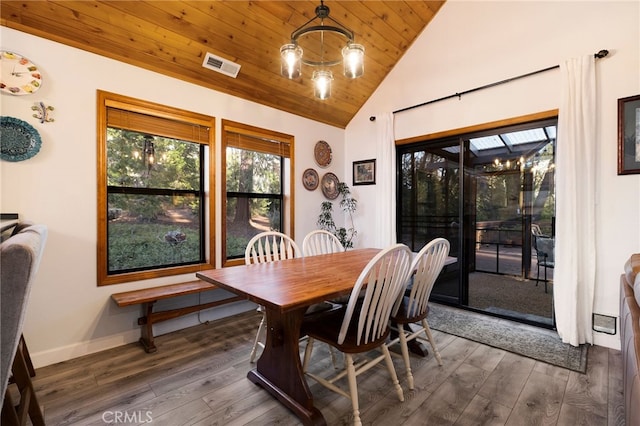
[138, 302, 157, 353]
[134, 295, 243, 354]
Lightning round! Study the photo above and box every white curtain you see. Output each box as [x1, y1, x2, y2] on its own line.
[554, 55, 597, 346]
[375, 112, 396, 247]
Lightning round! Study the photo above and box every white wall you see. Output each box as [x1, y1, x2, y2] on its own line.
[346, 0, 640, 349]
[0, 28, 346, 367]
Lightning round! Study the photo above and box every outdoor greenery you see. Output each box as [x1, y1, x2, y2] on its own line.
[400, 146, 554, 229]
[106, 128, 203, 273]
[476, 145, 555, 227]
[317, 182, 358, 249]
[107, 130, 201, 189]
[225, 147, 283, 258]
[108, 222, 201, 272]
[397, 135, 556, 252]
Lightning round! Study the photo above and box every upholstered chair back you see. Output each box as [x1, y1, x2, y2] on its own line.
[0, 224, 47, 400]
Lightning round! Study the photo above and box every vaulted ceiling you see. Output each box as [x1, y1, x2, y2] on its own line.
[1, 1, 445, 128]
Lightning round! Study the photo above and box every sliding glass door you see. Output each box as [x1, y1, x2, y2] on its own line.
[397, 118, 557, 328]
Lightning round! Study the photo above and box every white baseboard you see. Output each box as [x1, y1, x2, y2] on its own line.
[30, 329, 142, 369]
[30, 301, 256, 369]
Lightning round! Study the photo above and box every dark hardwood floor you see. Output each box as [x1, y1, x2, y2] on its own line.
[13, 309, 624, 425]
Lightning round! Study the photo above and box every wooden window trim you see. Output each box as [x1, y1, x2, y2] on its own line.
[221, 119, 295, 267]
[97, 90, 216, 286]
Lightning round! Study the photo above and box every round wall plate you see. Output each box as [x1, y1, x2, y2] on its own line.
[321, 172, 339, 200]
[303, 168, 319, 191]
[0, 116, 42, 161]
[0, 51, 43, 95]
[314, 140, 332, 168]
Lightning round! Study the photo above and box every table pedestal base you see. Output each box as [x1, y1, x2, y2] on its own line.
[248, 369, 325, 426]
[249, 307, 327, 426]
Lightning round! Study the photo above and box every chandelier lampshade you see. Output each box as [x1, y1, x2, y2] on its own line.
[280, 44, 302, 79]
[312, 70, 333, 100]
[343, 43, 364, 79]
[280, 1, 364, 99]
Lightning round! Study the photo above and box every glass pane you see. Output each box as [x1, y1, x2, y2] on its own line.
[501, 128, 548, 146]
[468, 135, 555, 324]
[107, 193, 202, 273]
[469, 135, 504, 150]
[225, 196, 282, 259]
[474, 169, 523, 275]
[226, 147, 281, 194]
[107, 128, 201, 190]
[399, 149, 459, 255]
[529, 143, 555, 237]
[398, 143, 461, 303]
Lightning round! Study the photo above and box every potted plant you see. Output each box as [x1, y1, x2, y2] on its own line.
[317, 182, 357, 249]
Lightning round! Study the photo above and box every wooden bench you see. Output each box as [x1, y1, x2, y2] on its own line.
[111, 280, 243, 353]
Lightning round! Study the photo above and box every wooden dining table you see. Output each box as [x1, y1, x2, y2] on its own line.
[196, 248, 381, 426]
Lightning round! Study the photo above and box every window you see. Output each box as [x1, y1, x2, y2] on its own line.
[97, 91, 215, 285]
[221, 120, 294, 266]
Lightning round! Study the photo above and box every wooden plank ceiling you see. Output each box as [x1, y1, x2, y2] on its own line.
[1, 1, 445, 128]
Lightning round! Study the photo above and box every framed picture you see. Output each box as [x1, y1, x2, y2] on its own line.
[353, 159, 376, 185]
[618, 94, 640, 175]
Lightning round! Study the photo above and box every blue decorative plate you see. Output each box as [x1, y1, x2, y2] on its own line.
[0, 116, 42, 162]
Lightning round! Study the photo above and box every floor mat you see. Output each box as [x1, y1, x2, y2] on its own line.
[428, 303, 587, 373]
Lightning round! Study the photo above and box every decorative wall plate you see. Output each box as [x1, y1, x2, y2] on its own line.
[0, 116, 42, 162]
[0, 51, 42, 95]
[302, 168, 319, 191]
[321, 172, 339, 200]
[314, 140, 332, 168]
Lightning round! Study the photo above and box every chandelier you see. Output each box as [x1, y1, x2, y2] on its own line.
[280, 1, 364, 100]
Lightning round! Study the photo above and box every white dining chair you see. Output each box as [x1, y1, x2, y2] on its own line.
[245, 231, 301, 362]
[245, 231, 300, 266]
[302, 229, 344, 257]
[245, 231, 336, 363]
[301, 243, 413, 426]
[388, 238, 450, 390]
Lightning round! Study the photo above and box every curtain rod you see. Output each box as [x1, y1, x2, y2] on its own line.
[390, 49, 609, 116]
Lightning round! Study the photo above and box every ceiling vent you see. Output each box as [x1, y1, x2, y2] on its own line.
[202, 52, 241, 78]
